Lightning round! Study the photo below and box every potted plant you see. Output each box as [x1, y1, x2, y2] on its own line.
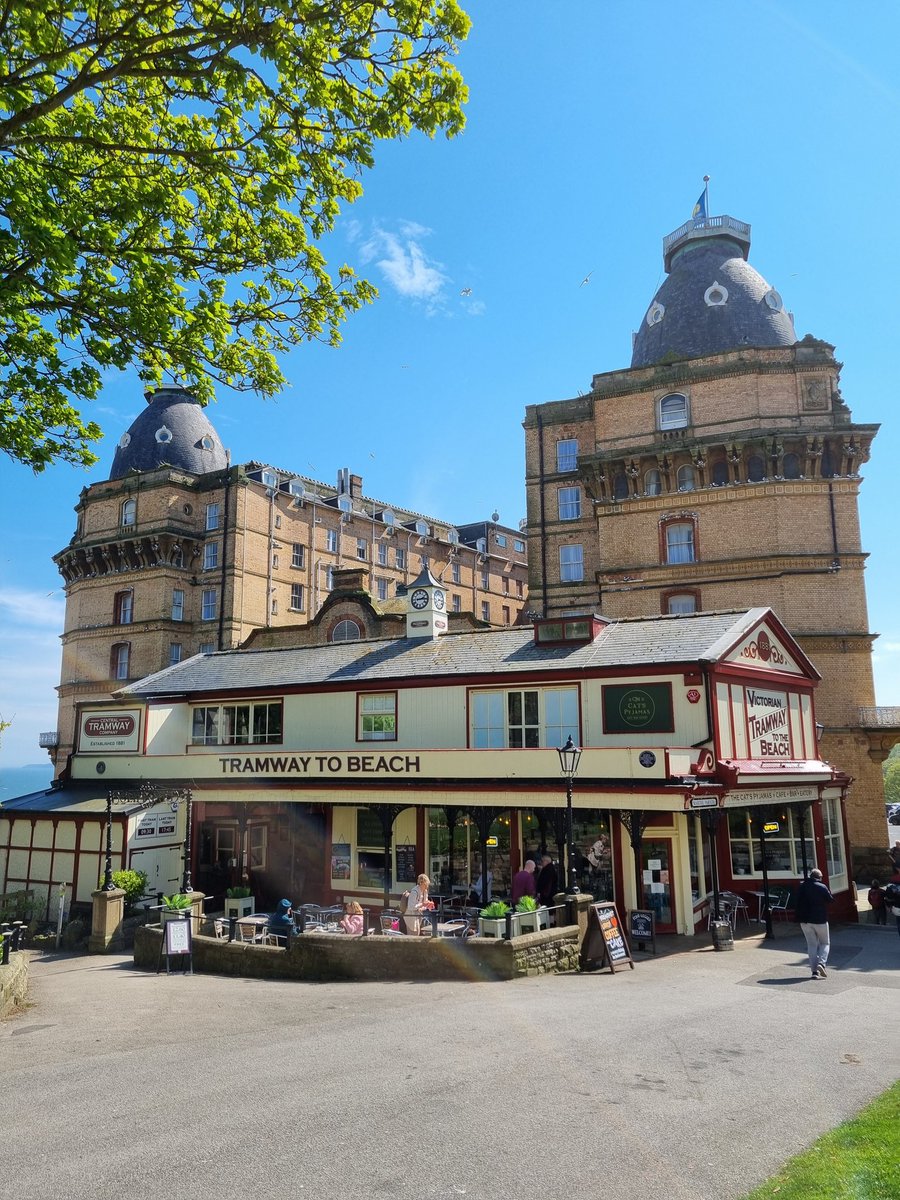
[514, 894, 549, 934]
[223, 885, 255, 920]
[160, 893, 193, 924]
[478, 899, 510, 938]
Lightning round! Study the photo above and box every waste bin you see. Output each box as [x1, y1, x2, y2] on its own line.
[710, 918, 734, 951]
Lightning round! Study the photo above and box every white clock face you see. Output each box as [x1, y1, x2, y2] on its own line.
[433, 589, 445, 611]
[411, 588, 429, 610]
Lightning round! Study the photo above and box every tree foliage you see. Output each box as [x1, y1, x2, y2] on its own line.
[0, 2, 469, 470]
[885, 758, 900, 808]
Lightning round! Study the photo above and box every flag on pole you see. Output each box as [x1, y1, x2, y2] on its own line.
[692, 189, 707, 222]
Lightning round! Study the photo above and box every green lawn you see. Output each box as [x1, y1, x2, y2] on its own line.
[743, 1081, 900, 1199]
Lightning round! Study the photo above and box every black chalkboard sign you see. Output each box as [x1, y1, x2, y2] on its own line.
[395, 844, 417, 884]
[629, 909, 656, 954]
[582, 902, 635, 974]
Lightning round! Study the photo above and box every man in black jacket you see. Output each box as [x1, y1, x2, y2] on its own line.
[795, 867, 834, 979]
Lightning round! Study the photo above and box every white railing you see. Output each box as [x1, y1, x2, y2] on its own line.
[38, 731, 60, 747]
[663, 214, 751, 256]
[858, 707, 900, 727]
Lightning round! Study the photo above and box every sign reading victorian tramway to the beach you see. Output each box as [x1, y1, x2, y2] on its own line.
[78, 709, 142, 753]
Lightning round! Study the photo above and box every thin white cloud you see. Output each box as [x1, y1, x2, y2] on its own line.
[878, 641, 900, 653]
[0, 587, 66, 628]
[360, 222, 447, 302]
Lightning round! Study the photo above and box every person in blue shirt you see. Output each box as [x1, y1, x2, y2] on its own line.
[794, 868, 834, 979]
[267, 898, 296, 944]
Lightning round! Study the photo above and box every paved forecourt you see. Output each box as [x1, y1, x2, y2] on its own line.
[3, 921, 899, 1200]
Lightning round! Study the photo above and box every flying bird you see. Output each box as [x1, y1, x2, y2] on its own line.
[460, 287, 472, 297]
[579, 272, 593, 287]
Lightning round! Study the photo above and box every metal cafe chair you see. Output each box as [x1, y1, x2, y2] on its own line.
[437, 918, 470, 938]
[379, 909, 403, 935]
[720, 891, 751, 926]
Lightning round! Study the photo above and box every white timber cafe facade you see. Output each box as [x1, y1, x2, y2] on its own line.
[38, 572, 855, 937]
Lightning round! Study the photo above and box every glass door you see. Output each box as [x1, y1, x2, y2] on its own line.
[641, 838, 676, 933]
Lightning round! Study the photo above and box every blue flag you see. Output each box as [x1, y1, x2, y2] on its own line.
[692, 189, 707, 222]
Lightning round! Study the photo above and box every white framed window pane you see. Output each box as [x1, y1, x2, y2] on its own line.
[121, 499, 136, 527]
[659, 394, 688, 429]
[472, 692, 506, 748]
[290, 583, 304, 611]
[451, 563, 461, 584]
[677, 465, 696, 492]
[201, 589, 217, 620]
[205, 503, 220, 531]
[665, 525, 694, 564]
[644, 469, 661, 496]
[558, 487, 581, 520]
[326, 529, 338, 552]
[377, 543, 387, 566]
[452, 594, 461, 612]
[292, 543, 305, 568]
[169, 643, 182, 666]
[203, 542, 219, 570]
[172, 589, 185, 621]
[481, 600, 490, 621]
[360, 692, 396, 740]
[667, 594, 696, 614]
[544, 687, 579, 746]
[559, 544, 584, 582]
[395, 548, 406, 569]
[556, 439, 578, 472]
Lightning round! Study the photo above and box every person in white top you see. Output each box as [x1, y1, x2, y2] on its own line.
[404, 873, 434, 934]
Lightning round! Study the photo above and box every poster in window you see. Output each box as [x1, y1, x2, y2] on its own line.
[358, 851, 389, 890]
[601, 683, 674, 734]
[331, 843, 351, 880]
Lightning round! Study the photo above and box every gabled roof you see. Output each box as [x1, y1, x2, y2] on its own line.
[117, 608, 807, 699]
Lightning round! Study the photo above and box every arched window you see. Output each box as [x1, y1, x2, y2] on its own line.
[613, 472, 629, 501]
[676, 465, 696, 492]
[658, 393, 688, 430]
[121, 498, 136, 527]
[820, 442, 837, 478]
[644, 469, 661, 496]
[332, 619, 362, 643]
[747, 454, 766, 482]
[783, 452, 801, 479]
[114, 590, 133, 625]
[711, 460, 730, 487]
[663, 521, 696, 565]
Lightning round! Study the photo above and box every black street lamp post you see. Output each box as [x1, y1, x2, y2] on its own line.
[557, 735, 582, 894]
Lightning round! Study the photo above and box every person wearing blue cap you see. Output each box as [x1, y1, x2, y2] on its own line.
[267, 898, 296, 944]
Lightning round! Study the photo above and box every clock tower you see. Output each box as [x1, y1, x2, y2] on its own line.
[405, 566, 448, 640]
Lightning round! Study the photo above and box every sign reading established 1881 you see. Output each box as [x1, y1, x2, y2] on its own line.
[582, 902, 635, 974]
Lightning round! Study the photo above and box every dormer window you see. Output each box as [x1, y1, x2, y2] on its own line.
[338, 494, 352, 514]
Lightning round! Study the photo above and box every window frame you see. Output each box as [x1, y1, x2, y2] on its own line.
[325, 528, 338, 553]
[114, 590, 134, 625]
[357, 691, 397, 742]
[331, 618, 362, 642]
[291, 543, 306, 569]
[658, 393, 689, 430]
[556, 439, 578, 473]
[663, 589, 700, 615]
[190, 700, 283, 746]
[120, 498, 136, 528]
[171, 588, 185, 622]
[559, 543, 584, 582]
[660, 518, 697, 565]
[110, 642, 130, 681]
[289, 582, 305, 612]
[200, 588, 218, 621]
[558, 486, 582, 521]
[203, 541, 219, 571]
[470, 685, 579, 749]
[205, 502, 220, 531]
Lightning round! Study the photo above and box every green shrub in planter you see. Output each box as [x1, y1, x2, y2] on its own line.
[97, 869, 148, 913]
[515, 895, 538, 913]
[162, 893, 192, 911]
[479, 900, 510, 919]
[226, 886, 252, 899]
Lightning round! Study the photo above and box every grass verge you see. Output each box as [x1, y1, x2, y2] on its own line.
[742, 1080, 900, 1199]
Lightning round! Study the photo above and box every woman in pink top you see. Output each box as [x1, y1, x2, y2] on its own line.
[340, 900, 365, 935]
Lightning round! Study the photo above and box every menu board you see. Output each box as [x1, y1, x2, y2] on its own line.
[395, 844, 417, 884]
[158, 917, 193, 976]
[582, 902, 635, 974]
[629, 909, 656, 954]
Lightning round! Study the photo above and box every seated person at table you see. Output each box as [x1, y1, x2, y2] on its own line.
[468, 869, 492, 906]
[404, 873, 435, 934]
[267, 898, 296, 941]
[340, 900, 365, 935]
[511, 860, 537, 905]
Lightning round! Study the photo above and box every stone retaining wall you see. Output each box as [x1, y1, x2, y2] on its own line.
[134, 924, 580, 982]
[0, 953, 28, 1018]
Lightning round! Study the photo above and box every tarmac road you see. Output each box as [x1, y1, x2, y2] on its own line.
[3, 922, 899, 1200]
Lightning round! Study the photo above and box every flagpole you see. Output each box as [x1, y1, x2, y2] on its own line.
[703, 174, 710, 219]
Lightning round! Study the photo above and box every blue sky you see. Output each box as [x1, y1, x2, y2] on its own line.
[1, 1, 899, 767]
